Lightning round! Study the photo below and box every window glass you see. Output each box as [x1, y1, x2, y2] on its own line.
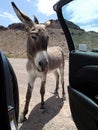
[62, 0, 98, 51]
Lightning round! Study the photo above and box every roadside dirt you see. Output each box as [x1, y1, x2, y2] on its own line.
[9, 58, 77, 130]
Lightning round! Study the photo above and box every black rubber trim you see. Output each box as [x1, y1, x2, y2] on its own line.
[53, 0, 75, 51]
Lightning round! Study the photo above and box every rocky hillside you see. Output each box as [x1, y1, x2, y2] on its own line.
[0, 20, 68, 58]
[0, 19, 98, 58]
[65, 20, 98, 51]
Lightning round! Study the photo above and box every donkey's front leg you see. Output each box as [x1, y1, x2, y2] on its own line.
[40, 77, 46, 110]
[20, 78, 35, 123]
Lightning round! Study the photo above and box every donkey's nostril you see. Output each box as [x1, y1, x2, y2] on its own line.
[39, 60, 48, 67]
[39, 61, 42, 66]
[46, 60, 48, 65]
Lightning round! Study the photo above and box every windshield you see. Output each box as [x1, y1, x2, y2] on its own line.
[62, 0, 98, 51]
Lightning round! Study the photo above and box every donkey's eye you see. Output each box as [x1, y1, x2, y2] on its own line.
[47, 36, 49, 40]
[32, 27, 35, 31]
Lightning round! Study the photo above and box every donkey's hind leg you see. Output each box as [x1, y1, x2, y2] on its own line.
[54, 70, 59, 94]
[59, 66, 65, 100]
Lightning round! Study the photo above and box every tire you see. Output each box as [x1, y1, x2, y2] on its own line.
[0, 51, 19, 130]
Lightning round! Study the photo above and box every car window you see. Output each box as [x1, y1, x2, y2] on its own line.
[62, 0, 98, 52]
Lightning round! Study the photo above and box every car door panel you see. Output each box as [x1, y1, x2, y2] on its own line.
[68, 86, 98, 130]
[69, 51, 98, 104]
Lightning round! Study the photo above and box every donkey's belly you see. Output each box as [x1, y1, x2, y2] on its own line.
[47, 46, 63, 71]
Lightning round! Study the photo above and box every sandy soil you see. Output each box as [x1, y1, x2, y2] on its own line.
[9, 58, 77, 130]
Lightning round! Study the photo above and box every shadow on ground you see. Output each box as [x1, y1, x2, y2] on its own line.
[19, 94, 64, 130]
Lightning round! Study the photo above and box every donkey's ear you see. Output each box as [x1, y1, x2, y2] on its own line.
[11, 2, 33, 27]
[45, 20, 52, 27]
[34, 15, 39, 24]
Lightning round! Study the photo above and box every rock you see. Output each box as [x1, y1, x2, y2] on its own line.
[8, 23, 26, 31]
[0, 26, 7, 31]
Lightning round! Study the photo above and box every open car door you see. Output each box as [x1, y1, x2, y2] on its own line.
[0, 51, 19, 130]
[54, 0, 98, 130]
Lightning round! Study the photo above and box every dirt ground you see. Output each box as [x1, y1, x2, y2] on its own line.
[9, 58, 77, 130]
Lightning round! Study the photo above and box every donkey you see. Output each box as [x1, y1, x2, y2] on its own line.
[11, 2, 65, 122]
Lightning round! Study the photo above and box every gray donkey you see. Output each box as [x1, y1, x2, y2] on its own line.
[11, 2, 65, 122]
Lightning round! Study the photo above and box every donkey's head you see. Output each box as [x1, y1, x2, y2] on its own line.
[11, 2, 51, 72]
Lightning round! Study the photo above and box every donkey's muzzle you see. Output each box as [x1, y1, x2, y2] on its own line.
[38, 59, 48, 72]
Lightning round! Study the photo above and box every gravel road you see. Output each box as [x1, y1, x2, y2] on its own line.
[9, 58, 77, 130]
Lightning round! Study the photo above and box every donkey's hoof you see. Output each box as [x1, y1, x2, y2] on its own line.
[40, 106, 45, 113]
[40, 108, 45, 113]
[53, 91, 58, 95]
[19, 114, 27, 123]
[61, 95, 66, 101]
